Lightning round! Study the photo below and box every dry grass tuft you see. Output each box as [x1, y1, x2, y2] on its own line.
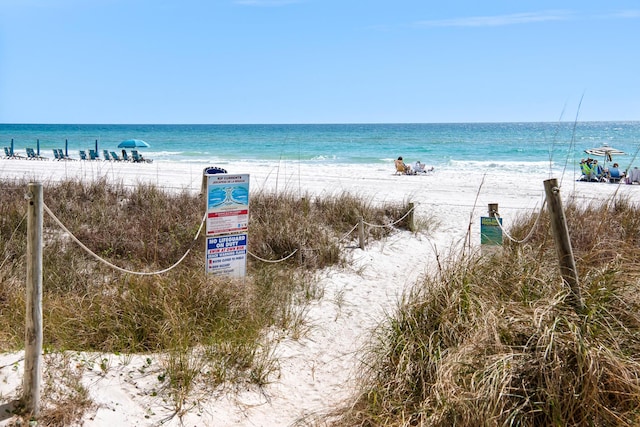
[332, 195, 640, 426]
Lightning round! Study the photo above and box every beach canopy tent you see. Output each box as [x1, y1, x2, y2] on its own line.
[584, 143, 625, 164]
[118, 139, 150, 149]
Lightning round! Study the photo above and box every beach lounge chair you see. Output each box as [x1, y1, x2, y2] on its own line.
[626, 167, 640, 184]
[413, 161, 434, 174]
[131, 149, 152, 163]
[26, 148, 47, 160]
[131, 150, 142, 163]
[79, 150, 88, 160]
[110, 151, 121, 161]
[58, 149, 74, 160]
[89, 149, 100, 160]
[103, 149, 111, 161]
[7, 147, 25, 159]
[4, 146, 25, 159]
[394, 157, 414, 175]
[121, 150, 130, 162]
[579, 159, 599, 182]
[52, 149, 61, 160]
[608, 165, 624, 183]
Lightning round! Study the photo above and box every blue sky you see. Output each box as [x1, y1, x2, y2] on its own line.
[1, 0, 638, 124]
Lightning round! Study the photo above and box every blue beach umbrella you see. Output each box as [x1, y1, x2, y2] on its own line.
[10, 138, 14, 155]
[118, 139, 150, 148]
[65, 139, 69, 157]
[37, 139, 40, 156]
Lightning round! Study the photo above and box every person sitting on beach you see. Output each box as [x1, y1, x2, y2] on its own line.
[626, 167, 640, 184]
[395, 156, 414, 175]
[592, 159, 605, 181]
[580, 158, 599, 182]
[606, 163, 625, 182]
[414, 160, 434, 174]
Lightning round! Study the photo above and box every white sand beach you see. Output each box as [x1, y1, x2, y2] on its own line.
[1, 158, 637, 426]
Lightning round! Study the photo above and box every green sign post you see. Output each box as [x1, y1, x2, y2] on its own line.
[480, 216, 503, 245]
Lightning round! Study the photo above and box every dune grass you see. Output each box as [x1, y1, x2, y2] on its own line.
[331, 196, 640, 426]
[0, 178, 414, 423]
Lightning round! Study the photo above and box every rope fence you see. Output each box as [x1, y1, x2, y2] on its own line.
[495, 200, 547, 244]
[35, 199, 426, 273]
[43, 204, 207, 276]
[21, 193, 549, 277]
[362, 203, 417, 228]
[247, 248, 299, 263]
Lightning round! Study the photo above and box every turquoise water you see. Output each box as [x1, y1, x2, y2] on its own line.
[2, 122, 639, 173]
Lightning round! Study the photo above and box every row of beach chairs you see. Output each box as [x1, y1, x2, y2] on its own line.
[3, 146, 151, 163]
[4, 146, 49, 160]
[3, 147, 25, 159]
[50, 148, 151, 163]
[87, 149, 151, 163]
[52, 149, 73, 160]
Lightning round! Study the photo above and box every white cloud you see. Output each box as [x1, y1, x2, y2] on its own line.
[414, 10, 573, 28]
[608, 9, 640, 18]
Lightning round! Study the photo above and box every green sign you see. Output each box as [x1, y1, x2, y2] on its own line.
[481, 216, 503, 246]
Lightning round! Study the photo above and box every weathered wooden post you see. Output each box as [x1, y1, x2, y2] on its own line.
[407, 202, 415, 232]
[488, 203, 499, 218]
[23, 182, 43, 417]
[358, 218, 365, 250]
[543, 178, 585, 313]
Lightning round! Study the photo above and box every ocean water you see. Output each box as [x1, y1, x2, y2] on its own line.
[2, 122, 639, 175]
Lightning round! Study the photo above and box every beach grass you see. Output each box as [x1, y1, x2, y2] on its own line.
[0, 178, 414, 423]
[330, 196, 640, 426]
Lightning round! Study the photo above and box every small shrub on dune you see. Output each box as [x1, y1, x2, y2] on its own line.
[43, 179, 204, 267]
[249, 190, 412, 269]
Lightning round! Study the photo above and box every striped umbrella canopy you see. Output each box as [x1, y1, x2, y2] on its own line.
[584, 143, 625, 164]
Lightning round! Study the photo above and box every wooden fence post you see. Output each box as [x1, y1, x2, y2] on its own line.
[23, 182, 43, 417]
[407, 202, 415, 232]
[543, 178, 585, 314]
[488, 203, 499, 218]
[359, 218, 365, 250]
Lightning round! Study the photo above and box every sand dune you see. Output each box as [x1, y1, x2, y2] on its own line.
[0, 158, 635, 426]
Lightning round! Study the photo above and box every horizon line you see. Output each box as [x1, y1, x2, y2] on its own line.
[1, 120, 639, 126]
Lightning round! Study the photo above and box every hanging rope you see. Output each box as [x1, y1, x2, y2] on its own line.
[362, 203, 417, 228]
[246, 204, 419, 261]
[494, 199, 547, 244]
[337, 223, 360, 243]
[247, 248, 299, 263]
[44, 203, 206, 276]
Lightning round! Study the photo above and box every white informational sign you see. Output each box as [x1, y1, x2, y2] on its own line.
[204, 172, 250, 277]
[206, 234, 248, 278]
[206, 174, 250, 236]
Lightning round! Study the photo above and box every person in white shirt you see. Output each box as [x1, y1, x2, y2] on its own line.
[414, 160, 434, 173]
